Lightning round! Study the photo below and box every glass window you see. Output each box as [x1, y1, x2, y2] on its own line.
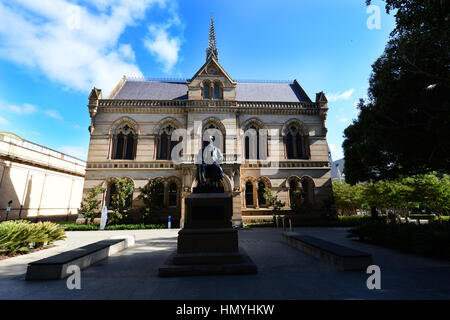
[245, 182, 254, 207]
[214, 84, 221, 99]
[168, 183, 177, 207]
[203, 83, 211, 99]
[257, 182, 266, 207]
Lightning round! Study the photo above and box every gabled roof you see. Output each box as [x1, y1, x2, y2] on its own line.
[113, 80, 188, 100]
[112, 79, 311, 102]
[235, 82, 310, 102]
[188, 56, 235, 85]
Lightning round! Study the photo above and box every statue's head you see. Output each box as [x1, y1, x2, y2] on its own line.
[208, 135, 214, 144]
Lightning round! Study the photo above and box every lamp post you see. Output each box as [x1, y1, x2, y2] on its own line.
[6, 200, 12, 221]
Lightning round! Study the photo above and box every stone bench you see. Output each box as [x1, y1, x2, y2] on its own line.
[281, 232, 372, 271]
[25, 236, 135, 280]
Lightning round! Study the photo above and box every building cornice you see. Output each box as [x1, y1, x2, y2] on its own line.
[96, 99, 319, 115]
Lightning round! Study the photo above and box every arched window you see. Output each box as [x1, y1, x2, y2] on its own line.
[289, 179, 299, 207]
[168, 183, 178, 207]
[203, 122, 225, 153]
[106, 178, 133, 209]
[213, 82, 222, 99]
[245, 181, 254, 207]
[107, 181, 117, 207]
[257, 181, 266, 207]
[111, 124, 137, 160]
[157, 125, 178, 160]
[285, 125, 309, 160]
[245, 125, 260, 160]
[301, 178, 315, 206]
[203, 82, 211, 99]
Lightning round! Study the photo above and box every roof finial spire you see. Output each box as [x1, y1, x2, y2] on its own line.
[206, 14, 218, 61]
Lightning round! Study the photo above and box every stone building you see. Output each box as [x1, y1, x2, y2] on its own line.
[83, 18, 332, 227]
[0, 132, 85, 221]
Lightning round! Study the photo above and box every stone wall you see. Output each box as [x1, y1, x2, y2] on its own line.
[0, 135, 86, 221]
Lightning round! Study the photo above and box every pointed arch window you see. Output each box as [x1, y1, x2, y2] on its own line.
[245, 125, 269, 160]
[245, 181, 254, 207]
[203, 82, 211, 99]
[257, 181, 267, 207]
[168, 182, 178, 207]
[157, 125, 178, 160]
[203, 122, 225, 153]
[285, 125, 309, 160]
[111, 124, 137, 160]
[213, 82, 223, 99]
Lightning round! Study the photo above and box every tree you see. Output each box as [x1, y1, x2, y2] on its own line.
[343, 0, 450, 183]
[332, 181, 368, 215]
[78, 185, 104, 223]
[137, 178, 164, 223]
[110, 178, 134, 224]
[263, 187, 286, 216]
[289, 189, 304, 214]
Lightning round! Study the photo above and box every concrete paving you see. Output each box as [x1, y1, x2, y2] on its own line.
[1, 227, 450, 299]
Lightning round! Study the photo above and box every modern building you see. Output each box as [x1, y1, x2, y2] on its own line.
[83, 18, 332, 227]
[0, 132, 86, 221]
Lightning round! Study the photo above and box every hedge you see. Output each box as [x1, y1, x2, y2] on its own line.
[348, 220, 450, 260]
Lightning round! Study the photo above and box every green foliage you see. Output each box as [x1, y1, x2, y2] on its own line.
[110, 178, 135, 224]
[333, 173, 450, 216]
[0, 220, 66, 255]
[263, 187, 286, 216]
[61, 223, 166, 231]
[137, 178, 164, 223]
[348, 220, 450, 260]
[78, 185, 105, 223]
[343, 0, 450, 182]
[289, 190, 304, 214]
[332, 181, 368, 214]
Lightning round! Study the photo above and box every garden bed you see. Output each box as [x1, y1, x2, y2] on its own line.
[61, 223, 167, 231]
[0, 244, 55, 261]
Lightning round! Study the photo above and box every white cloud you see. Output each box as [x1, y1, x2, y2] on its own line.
[0, 0, 171, 95]
[144, 23, 181, 72]
[58, 145, 88, 160]
[339, 117, 349, 123]
[143, 4, 183, 74]
[8, 103, 38, 115]
[0, 116, 9, 125]
[44, 109, 63, 120]
[1, 102, 65, 121]
[326, 89, 355, 102]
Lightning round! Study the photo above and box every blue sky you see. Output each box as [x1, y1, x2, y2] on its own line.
[0, 0, 395, 161]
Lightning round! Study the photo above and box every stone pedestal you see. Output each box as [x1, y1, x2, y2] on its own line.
[158, 191, 257, 277]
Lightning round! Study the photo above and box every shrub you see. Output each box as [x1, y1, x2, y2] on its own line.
[0, 220, 66, 255]
[347, 220, 450, 260]
[110, 178, 135, 224]
[137, 178, 164, 224]
[78, 185, 104, 223]
[263, 187, 285, 216]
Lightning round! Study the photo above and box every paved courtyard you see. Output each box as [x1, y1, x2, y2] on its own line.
[1, 227, 450, 299]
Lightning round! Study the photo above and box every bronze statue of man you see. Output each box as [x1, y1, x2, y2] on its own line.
[196, 135, 224, 189]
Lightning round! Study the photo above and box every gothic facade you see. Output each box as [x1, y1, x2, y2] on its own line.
[83, 19, 332, 227]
